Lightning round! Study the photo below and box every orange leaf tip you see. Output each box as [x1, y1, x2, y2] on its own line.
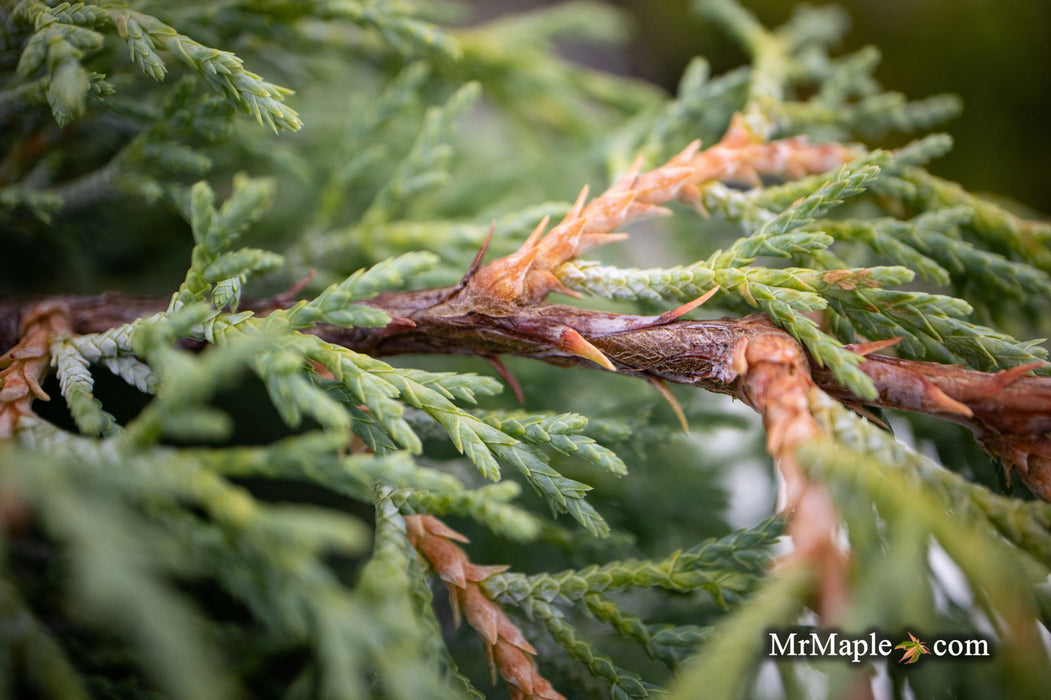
[994, 360, 1047, 389]
[652, 286, 719, 326]
[846, 337, 903, 356]
[564, 185, 590, 222]
[669, 139, 702, 166]
[559, 328, 615, 371]
[647, 376, 689, 434]
[523, 215, 550, 249]
[420, 514, 470, 542]
[926, 383, 973, 418]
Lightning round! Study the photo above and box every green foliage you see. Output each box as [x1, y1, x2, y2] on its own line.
[13, 0, 301, 130]
[2, 1, 1050, 699]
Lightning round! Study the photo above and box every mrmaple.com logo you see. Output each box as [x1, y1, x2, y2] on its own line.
[767, 627, 991, 664]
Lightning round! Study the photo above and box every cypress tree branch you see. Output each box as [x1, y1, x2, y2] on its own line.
[406, 514, 565, 700]
[6, 1, 1051, 695]
[2, 116, 1048, 510]
[3, 290, 1049, 497]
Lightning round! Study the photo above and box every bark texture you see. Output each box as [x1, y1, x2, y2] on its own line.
[2, 289, 1049, 497]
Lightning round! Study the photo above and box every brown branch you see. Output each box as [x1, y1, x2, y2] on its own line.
[730, 327, 851, 621]
[3, 289, 1050, 496]
[0, 301, 71, 438]
[815, 354, 1051, 496]
[2, 117, 1047, 501]
[0, 294, 166, 351]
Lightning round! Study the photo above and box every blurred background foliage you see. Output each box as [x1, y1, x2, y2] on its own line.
[5, 0, 1048, 298]
[479, 0, 1051, 215]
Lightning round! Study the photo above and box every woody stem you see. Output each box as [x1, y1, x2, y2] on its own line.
[2, 289, 1050, 497]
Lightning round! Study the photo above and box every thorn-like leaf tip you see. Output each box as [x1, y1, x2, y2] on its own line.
[559, 328, 615, 371]
[647, 376, 689, 433]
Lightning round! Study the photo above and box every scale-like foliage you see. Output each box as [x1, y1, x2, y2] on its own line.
[2, 1, 1050, 699]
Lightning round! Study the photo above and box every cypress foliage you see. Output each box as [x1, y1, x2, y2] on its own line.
[1, 1, 1050, 699]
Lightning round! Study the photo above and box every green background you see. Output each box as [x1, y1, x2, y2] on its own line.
[474, 0, 1051, 215]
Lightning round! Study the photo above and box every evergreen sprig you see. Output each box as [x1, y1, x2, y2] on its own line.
[317, 0, 461, 60]
[12, 2, 301, 130]
[170, 175, 278, 312]
[281, 252, 437, 329]
[49, 334, 118, 437]
[486, 517, 780, 609]
[360, 81, 481, 229]
[378, 365, 611, 536]
[4, 1, 1051, 698]
[668, 566, 815, 700]
[110, 9, 301, 131]
[534, 600, 659, 700]
[478, 410, 628, 477]
[13, 0, 107, 126]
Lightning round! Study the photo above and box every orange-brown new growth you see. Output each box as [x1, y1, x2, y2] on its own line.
[405, 514, 565, 700]
[468, 113, 856, 304]
[733, 332, 850, 622]
[0, 302, 70, 439]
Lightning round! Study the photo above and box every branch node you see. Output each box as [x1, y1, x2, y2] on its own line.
[0, 301, 71, 439]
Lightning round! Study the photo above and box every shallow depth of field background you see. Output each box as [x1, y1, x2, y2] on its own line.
[470, 0, 1051, 216]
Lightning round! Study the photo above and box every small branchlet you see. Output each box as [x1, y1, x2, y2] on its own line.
[467, 113, 856, 305]
[406, 514, 565, 700]
[0, 302, 70, 439]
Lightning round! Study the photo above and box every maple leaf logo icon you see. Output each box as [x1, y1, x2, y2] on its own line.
[895, 632, 931, 664]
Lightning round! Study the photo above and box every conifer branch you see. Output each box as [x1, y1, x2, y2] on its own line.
[0, 301, 70, 439]
[531, 600, 659, 700]
[4, 262, 1050, 498]
[406, 514, 566, 700]
[464, 112, 856, 306]
[486, 517, 779, 607]
[668, 565, 815, 700]
[4, 2, 1051, 694]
